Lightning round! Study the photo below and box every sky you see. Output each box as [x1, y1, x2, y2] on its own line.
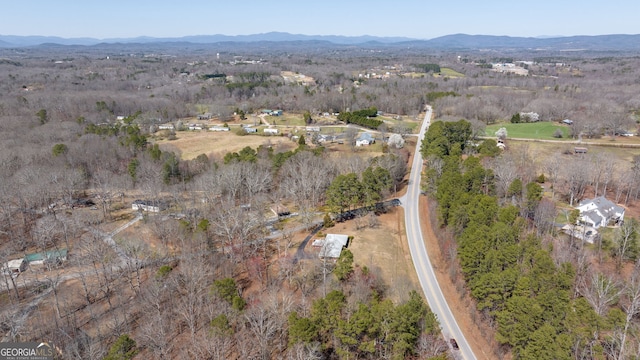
[2, 0, 639, 40]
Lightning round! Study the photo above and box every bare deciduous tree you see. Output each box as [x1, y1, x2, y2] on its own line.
[580, 272, 622, 317]
[617, 264, 640, 360]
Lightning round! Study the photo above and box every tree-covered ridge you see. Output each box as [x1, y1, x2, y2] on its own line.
[425, 91, 459, 103]
[422, 121, 625, 359]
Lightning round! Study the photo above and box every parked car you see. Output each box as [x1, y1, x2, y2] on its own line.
[450, 338, 459, 350]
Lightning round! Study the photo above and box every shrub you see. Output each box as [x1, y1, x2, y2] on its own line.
[104, 334, 138, 360]
[156, 265, 173, 278]
[52, 143, 68, 157]
[553, 129, 564, 138]
[323, 213, 334, 228]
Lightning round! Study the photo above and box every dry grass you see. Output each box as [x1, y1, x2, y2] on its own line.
[330, 207, 422, 302]
[507, 138, 640, 170]
[154, 131, 297, 160]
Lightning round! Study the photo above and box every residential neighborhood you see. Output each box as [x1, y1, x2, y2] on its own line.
[2, 23, 640, 360]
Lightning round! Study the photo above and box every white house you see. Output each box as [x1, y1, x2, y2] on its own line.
[158, 124, 174, 130]
[356, 132, 375, 147]
[244, 127, 258, 133]
[209, 126, 229, 132]
[132, 200, 164, 213]
[576, 196, 625, 229]
[318, 234, 349, 259]
[264, 128, 279, 135]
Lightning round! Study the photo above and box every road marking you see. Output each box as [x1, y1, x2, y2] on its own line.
[404, 107, 475, 359]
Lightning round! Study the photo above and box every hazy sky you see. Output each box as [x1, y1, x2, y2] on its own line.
[2, 0, 639, 39]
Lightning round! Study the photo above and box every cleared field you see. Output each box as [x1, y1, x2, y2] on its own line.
[333, 207, 422, 302]
[154, 131, 297, 160]
[508, 140, 640, 167]
[485, 122, 569, 139]
[380, 117, 420, 132]
[258, 113, 306, 127]
[438, 67, 465, 78]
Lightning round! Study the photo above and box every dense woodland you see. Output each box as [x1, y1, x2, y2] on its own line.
[1, 43, 640, 359]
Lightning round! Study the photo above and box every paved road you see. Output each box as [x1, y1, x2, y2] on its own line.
[401, 106, 476, 359]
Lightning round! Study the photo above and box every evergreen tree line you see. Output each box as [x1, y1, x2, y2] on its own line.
[288, 288, 444, 360]
[337, 107, 383, 129]
[325, 166, 393, 214]
[422, 119, 622, 359]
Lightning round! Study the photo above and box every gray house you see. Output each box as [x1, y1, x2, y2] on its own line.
[576, 196, 625, 229]
[356, 133, 375, 146]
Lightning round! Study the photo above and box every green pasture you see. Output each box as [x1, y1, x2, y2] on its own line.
[485, 122, 569, 140]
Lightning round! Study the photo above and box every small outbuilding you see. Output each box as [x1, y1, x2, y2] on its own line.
[132, 200, 165, 212]
[25, 249, 68, 266]
[319, 234, 350, 259]
[3, 258, 27, 275]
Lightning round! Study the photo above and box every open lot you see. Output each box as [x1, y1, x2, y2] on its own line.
[437, 67, 465, 78]
[155, 130, 297, 160]
[506, 137, 640, 167]
[332, 207, 422, 301]
[486, 121, 570, 139]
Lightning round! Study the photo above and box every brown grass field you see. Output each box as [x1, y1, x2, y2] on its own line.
[154, 131, 298, 160]
[507, 136, 640, 169]
[333, 207, 423, 302]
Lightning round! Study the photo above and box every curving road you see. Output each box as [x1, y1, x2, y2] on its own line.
[401, 106, 476, 359]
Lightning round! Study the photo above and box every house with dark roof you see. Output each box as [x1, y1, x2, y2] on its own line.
[576, 196, 625, 229]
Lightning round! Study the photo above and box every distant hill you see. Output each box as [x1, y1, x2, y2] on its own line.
[1, 32, 639, 51]
[0, 32, 414, 47]
[414, 33, 640, 51]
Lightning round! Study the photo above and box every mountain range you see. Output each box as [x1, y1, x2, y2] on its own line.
[1, 32, 639, 51]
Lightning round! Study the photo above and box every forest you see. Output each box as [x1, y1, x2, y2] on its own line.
[0, 41, 640, 359]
